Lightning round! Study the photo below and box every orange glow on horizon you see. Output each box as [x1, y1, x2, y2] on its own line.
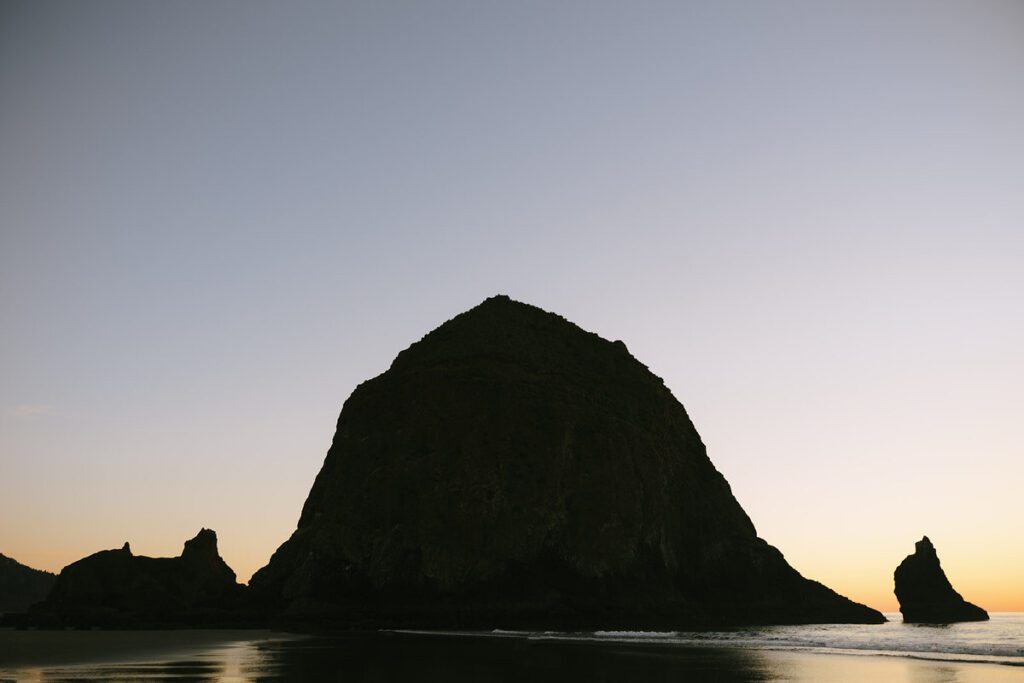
[9, 536, 1023, 615]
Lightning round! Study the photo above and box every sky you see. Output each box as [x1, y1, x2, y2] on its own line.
[1, 1, 1022, 612]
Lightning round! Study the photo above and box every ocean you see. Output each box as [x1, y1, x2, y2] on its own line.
[490, 611, 1024, 666]
[1, 613, 1022, 682]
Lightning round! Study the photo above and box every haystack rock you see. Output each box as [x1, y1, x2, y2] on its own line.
[37, 528, 243, 625]
[894, 536, 988, 623]
[252, 296, 884, 627]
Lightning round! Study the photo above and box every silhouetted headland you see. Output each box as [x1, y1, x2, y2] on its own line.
[250, 295, 884, 628]
[0, 554, 55, 613]
[28, 529, 247, 627]
[894, 536, 988, 623]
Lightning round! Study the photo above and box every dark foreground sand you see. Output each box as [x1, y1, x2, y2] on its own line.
[0, 629, 292, 669]
[1, 629, 1020, 682]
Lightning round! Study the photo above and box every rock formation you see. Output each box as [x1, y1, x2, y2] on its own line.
[0, 553, 55, 613]
[894, 536, 988, 623]
[252, 295, 884, 627]
[35, 529, 244, 626]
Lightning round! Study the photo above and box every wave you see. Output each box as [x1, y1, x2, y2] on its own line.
[397, 615, 1024, 668]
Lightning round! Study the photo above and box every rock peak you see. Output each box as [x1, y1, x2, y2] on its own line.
[914, 536, 936, 556]
[386, 295, 602, 377]
[460, 294, 533, 317]
[181, 528, 219, 559]
[179, 529, 235, 583]
[451, 294, 557, 325]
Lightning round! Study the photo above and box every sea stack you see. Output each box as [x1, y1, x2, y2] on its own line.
[252, 296, 884, 627]
[894, 536, 988, 623]
[36, 528, 243, 626]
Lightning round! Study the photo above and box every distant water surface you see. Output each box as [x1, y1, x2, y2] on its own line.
[486, 611, 1024, 666]
[1, 613, 1022, 682]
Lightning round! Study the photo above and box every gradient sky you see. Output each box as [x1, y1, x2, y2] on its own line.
[2, 1, 1022, 612]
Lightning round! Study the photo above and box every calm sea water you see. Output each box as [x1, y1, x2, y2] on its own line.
[1, 613, 1021, 682]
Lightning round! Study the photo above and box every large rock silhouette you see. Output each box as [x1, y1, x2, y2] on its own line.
[36, 529, 244, 626]
[253, 296, 883, 627]
[894, 536, 988, 623]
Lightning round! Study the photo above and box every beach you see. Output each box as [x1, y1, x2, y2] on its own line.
[2, 618, 1022, 682]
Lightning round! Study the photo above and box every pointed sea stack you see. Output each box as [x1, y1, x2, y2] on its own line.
[35, 528, 244, 626]
[894, 536, 988, 623]
[252, 296, 884, 628]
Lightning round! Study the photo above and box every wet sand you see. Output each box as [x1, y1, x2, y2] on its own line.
[1, 629, 1021, 682]
[747, 649, 1022, 682]
[0, 629, 291, 668]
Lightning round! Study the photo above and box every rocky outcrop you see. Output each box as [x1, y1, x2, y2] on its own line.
[34, 529, 244, 626]
[0, 553, 55, 613]
[894, 536, 988, 623]
[251, 295, 884, 628]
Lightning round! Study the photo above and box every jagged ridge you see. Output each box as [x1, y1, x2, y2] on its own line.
[34, 528, 243, 626]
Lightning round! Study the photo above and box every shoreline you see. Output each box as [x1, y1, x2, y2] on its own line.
[393, 629, 1024, 669]
[2, 627, 1022, 682]
[0, 628, 297, 669]
[740, 649, 1024, 682]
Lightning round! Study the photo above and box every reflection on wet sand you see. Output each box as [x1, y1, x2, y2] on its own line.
[749, 648, 1023, 683]
[2, 630, 1021, 682]
[253, 633, 768, 682]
